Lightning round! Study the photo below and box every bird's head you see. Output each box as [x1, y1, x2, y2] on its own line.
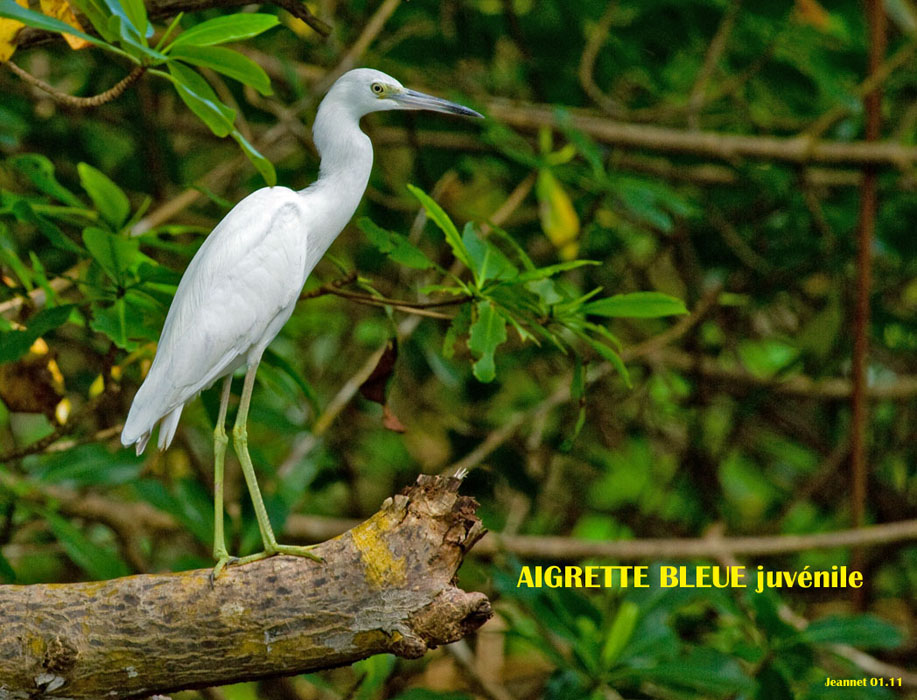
[326, 68, 483, 120]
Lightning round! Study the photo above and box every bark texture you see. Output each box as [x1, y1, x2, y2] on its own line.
[0, 474, 490, 699]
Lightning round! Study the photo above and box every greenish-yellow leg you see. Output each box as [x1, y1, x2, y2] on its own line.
[211, 375, 235, 581]
[230, 362, 321, 566]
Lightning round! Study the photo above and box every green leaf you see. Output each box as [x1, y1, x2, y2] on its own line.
[582, 334, 630, 387]
[488, 225, 535, 270]
[67, 0, 119, 42]
[100, 0, 147, 47]
[231, 130, 276, 186]
[112, 0, 149, 38]
[358, 218, 437, 271]
[737, 339, 799, 379]
[82, 226, 141, 283]
[44, 510, 130, 580]
[443, 304, 471, 359]
[0, 304, 74, 363]
[462, 222, 517, 285]
[512, 260, 599, 285]
[9, 200, 84, 254]
[0, 233, 32, 290]
[77, 163, 130, 228]
[89, 293, 164, 350]
[639, 648, 753, 695]
[601, 600, 639, 667]
[359, 217, 391, 250]
[166, 62, 236, 137]
[526, 278, 562, 305]
[171, 45, 272, 95]
[407, 184, 471, 269]
[797, 614, 905, 650]
[167, 13, 279, 48]
[584, 291, 688, 318]
[89, 298, 128, 348]
[468, 300, 507, 382]
[9, 154, 84, 207]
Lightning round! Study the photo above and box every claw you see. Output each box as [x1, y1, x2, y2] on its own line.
[210, 554, 239, 585]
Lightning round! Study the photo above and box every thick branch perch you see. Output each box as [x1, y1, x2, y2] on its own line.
[0, 475, 490, 699]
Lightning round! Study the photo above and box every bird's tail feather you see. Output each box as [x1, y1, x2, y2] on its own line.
[121, 381, 184, 454]
[158, 405, 183, 451]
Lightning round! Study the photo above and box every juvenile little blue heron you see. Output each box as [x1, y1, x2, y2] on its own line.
[121, 68, 482, 576]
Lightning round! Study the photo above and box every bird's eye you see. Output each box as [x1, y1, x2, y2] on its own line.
[371, 82, 385, 95]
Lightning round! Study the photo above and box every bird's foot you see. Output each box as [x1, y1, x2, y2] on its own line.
[209, 545, 322, 583]
[228, 544, 323, 568]
[209, 553, 239, 585]
[271, 543, 323, 561]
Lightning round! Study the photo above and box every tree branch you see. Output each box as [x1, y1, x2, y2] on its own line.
[484, 99, 917, 168]
[476, 519, 917, 560]
[5, 63, 146, 108]
[641, 347, 917, 400]
[0, 475, 490, 699]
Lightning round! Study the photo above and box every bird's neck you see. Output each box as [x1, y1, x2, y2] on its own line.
[301, 100, 374, 259]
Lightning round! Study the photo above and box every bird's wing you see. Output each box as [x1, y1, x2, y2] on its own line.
[123, 187, 309, 441]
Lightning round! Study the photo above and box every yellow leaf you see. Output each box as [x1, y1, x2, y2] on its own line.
[794, 0, 832, 31]
[89, 373, 105, 398]
[55, 396, 71, 425]
[29, 337, 50, 355]
[280, 4, 321, 38]
[0, 0, 28, 63]
[39, 0, 90, 49]
[536, 169, 580, 260]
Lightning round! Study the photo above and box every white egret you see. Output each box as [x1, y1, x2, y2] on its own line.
[121, 68, 482, 577]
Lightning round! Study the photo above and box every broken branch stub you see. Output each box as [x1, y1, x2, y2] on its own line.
[0, 474, 490, 699]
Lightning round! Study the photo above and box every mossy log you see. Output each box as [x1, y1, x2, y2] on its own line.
[0, 474, 490, 699]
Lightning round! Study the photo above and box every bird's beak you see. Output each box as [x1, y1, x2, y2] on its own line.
[393, 88, 484, 119]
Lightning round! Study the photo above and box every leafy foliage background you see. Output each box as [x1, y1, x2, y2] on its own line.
[0, 0, 915, 698]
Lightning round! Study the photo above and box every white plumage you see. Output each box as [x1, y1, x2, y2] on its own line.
[119, 68, 481, 574]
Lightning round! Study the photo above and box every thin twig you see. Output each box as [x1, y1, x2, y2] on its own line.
[299, 271, 359, 299]
[6, 62, 146, 108]
[446, 640, 516, 700]
[686, 0, 741, 129]
[804, 38, 915, 141]
[577, 2, 623, 117]
[312, 0, 401, 93]
[640, 347, 917, 400]
[0, 261, 85, 318]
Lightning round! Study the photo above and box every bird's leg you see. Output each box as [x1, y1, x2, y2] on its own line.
[231, 363, 321, 565]
[211, 375, 236, 581]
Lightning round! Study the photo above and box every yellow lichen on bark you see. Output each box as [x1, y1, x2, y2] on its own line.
[350, 508, 407, 588]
